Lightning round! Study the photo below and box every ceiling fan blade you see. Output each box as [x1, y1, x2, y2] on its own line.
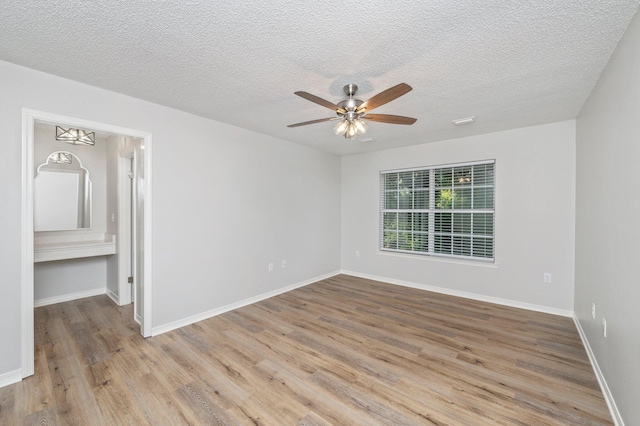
[294, 91, 346, 114]
[287, 117, 337, 128]
[356, 83, 413, 113]
[362, 114, 417, 125]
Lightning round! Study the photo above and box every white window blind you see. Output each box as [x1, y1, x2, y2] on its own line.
[380, 160, 495, 261]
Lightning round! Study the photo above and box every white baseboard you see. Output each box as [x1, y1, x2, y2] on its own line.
[0, 369, 22, 389]
[151, 270, 341, 336]
[573, 316, 624, 426]
[341, 270, 574, 318]
[34, 287, 106, 308]
[106, 288, 119, 305]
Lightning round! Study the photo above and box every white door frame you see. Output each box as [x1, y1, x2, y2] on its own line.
[21, 109, 153, 378]
[117, 153, 134, 307]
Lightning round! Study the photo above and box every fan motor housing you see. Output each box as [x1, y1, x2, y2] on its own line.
[337, 98, 363, 111]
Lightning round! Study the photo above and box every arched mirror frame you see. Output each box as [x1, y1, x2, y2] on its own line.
[34, 151, 93, 231]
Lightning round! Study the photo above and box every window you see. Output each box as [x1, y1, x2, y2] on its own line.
[381, 160, 495, 261]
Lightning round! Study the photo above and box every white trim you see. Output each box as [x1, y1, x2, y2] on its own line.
[151, 270, 341, 336]
[21, 110, 35, 378]
[106, 288, 119, 305]
[381, 159, 496, 174]
[21, 109, 154, 380]
[376, 249, 498, 268]
[573, 315, 624, 426]
[117, 154, 133, 306]
[142, 134, 153, 337]
[35, 288, 106, 308]
[0, 369, 22, 389]
[341, 270, 574, 317]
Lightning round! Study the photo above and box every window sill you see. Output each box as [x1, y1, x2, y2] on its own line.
[376, 250, 498, 268]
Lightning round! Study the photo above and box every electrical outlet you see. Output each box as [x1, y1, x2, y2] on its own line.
[355, 250, 360, 258]
[543, 273, 552, 283]
[282, 260, 287, 269]
[591, 303, 596, 319]
[602, 318, 607, 337]
[268, 263, 273, 272]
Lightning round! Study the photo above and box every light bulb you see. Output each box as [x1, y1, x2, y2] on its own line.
[354, 119, 367, 134]
[346, 123, 358, 139]
[334, 120, 348, 136]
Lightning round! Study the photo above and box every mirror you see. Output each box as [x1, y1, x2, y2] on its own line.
[34, 151, 92, 231]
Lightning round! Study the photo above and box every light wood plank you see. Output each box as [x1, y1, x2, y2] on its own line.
[1, 275, 613, 425]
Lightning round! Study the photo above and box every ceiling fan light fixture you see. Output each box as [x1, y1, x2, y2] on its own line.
[334, 118, 367, 139]
[288, 83, 416, 140]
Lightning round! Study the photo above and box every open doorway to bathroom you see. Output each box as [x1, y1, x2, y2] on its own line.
[21, 109, 153, 378]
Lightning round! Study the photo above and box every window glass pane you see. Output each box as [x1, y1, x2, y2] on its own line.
[385, 191, 398, 209]
[397, 232, 413, 251]
[434, 235, 452, 254]
[473, 164, 494, 185]
[383, 230, 398, 249]
[452, 213, 471, 234]
[473, 187, 494, 209]
[434, 212, 451, 233]
[453, 236, 472, 256]
[413, 212, 429, 232]
[473, 213, 494, 236]
[435, 189, 453, 209]
[383, 212, 398, 230]
[414, 233, 429, 251]
[435, 168, 452, 187]
[398, 213, 412, 230]
[398, 171, 413, 189]
[398, 190, 413, 209]
[383, 231, 398, 250]
[384, 173, 399, 190]
[413, 170, 429, 188]
[453, 188, 472, 209]
[453, 166, 472, 186]
[414, 189, 429, 209]
[472, 237, 494, 258]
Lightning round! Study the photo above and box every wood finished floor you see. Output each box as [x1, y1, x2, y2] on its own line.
[1, 275, 612, 425]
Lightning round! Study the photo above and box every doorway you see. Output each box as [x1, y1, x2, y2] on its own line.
[21, 109, 153, 378]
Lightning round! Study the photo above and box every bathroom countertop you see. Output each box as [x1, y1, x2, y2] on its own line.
[34, 233, 116, 262]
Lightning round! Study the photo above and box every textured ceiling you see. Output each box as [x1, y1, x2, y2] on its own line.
[1, 1, 638, 156]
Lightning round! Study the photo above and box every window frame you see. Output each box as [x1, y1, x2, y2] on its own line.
[380, 160, 495, 262]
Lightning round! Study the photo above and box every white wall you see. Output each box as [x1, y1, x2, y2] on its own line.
[342, 121, 576, 312]
[575, 6, 640, 424]
[0, 59, 341, 377]
[34, 258, 106, 302]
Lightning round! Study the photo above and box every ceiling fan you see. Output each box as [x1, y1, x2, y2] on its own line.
[287, 83, 417, 139]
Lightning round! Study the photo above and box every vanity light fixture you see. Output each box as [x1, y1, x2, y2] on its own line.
[47, 152, 73, 164]
[55, 126, 95, 146]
